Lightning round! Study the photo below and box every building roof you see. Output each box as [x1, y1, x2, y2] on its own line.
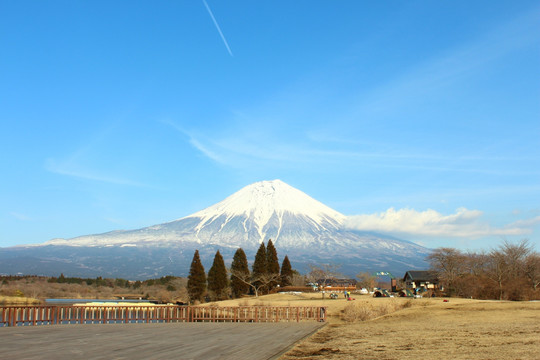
[403, 270, 438, 282]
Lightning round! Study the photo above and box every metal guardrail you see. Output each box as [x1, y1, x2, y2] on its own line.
[0, 305, 326, 327]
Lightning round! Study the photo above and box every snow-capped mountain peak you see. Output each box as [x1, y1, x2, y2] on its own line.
[185, 179, 346, 237]
[8, 179, 430, 278]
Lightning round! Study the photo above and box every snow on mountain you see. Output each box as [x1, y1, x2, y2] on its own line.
[43, 179, 429, 256]
[188, 179, 345, 233]
[45, 179, 347, 248]
[3, 179, 431, 278]
[177, 179, 346, 248]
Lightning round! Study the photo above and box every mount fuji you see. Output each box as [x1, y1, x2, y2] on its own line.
[0, 180, 430, 279]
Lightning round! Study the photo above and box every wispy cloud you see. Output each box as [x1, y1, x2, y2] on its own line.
[9, 212, 31, 221]
[160, 120, 229, 164]
[507, 216, 540, 229]
[43, 119, 148, 187]
[45, 158, 145, 187]
[345, 208, 540, 239]
[164, 8, 540, 174]
[202, 0, 233, 57]
[350, 8, 540, 118]
[167, 124, 539, 177]
[161, 119, 414, 165]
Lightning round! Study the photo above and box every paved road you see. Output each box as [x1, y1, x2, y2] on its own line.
[0, 322, 325, 360]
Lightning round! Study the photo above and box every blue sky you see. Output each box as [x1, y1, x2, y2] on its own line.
[1, 1, 539, 251]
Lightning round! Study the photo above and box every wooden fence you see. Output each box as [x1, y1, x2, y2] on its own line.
[0, 305, 326, 327]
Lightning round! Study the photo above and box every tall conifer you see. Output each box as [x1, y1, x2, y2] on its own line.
[252, 241, 267, 293]
[280, 255, 293, 287]
[187, 250, 206, 303]
[266, 239, 280, 291]
[230, 248, 250, 298]
[207, 250, 228, 300]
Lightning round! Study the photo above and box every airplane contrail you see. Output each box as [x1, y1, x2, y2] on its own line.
[202, 0, 233, 57]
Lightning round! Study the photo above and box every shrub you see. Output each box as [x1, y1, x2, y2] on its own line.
[343, 303, 375, 322]
[342, 299, 413, 322]
[401, 298, 414, 309]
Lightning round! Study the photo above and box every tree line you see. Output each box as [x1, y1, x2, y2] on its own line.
[428, 240, 539, 300]
[47, 274, 179, 290]
[186, 239, 294, 303]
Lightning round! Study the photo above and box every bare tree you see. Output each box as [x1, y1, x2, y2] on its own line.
[427, 248, 467, 295]
[290, 272, 307, 287]
[356, 272, 377, 292]
[524, 253, 540, 291]
[465, 251, 489, 276]
[229, 268, 281, 298]
[500, 239, 532, 278]
[426, 240, 539, 300]
[485, 249, 511, 300]
[483, 240, 533, 300]
[306, 263, 341, 299]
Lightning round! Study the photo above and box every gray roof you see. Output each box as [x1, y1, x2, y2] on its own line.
[403, 270, 438, 282]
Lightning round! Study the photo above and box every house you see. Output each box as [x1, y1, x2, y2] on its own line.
[402, 271, 439, 291]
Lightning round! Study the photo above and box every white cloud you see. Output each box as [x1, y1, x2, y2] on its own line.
[345, 207, 538, 238]
[507, 216, 540, 229]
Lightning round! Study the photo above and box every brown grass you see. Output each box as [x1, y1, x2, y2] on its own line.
[279, 297, 540, 359]
[199, 292, 425, 324]
[0, 276, 188, 304]
[0, 296, 40, 305]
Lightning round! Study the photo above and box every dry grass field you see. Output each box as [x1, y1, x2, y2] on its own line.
[204, 293, 540, 359]
[203, 292, 352, 315]
[275, 295, 540, 359]
[0, 295, 40, 305]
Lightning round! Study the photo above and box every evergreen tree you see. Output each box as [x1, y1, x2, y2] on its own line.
[266, 239, 280, 291]
[230, 248, 250, 298]
[280, 255, 293, 287]
[252, 241, 268, 294]
[207, 250, 228, 300]
[187, 250, 206, 303]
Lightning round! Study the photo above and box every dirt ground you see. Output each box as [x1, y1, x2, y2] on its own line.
[276, 296, 540, 359]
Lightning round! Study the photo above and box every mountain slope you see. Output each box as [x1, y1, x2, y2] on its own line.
[0, 180, 430, 278]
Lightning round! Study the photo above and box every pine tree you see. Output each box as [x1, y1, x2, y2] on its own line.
[280, 255, 293, 287]
[266, 239, 280, 291]
[187, 250, 206, 303]
[252, 241, 268, 294]
[230, 248, 250, 298]
[207, 250, 228, 300]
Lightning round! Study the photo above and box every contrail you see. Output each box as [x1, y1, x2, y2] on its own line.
[202, 0, 233, 57]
